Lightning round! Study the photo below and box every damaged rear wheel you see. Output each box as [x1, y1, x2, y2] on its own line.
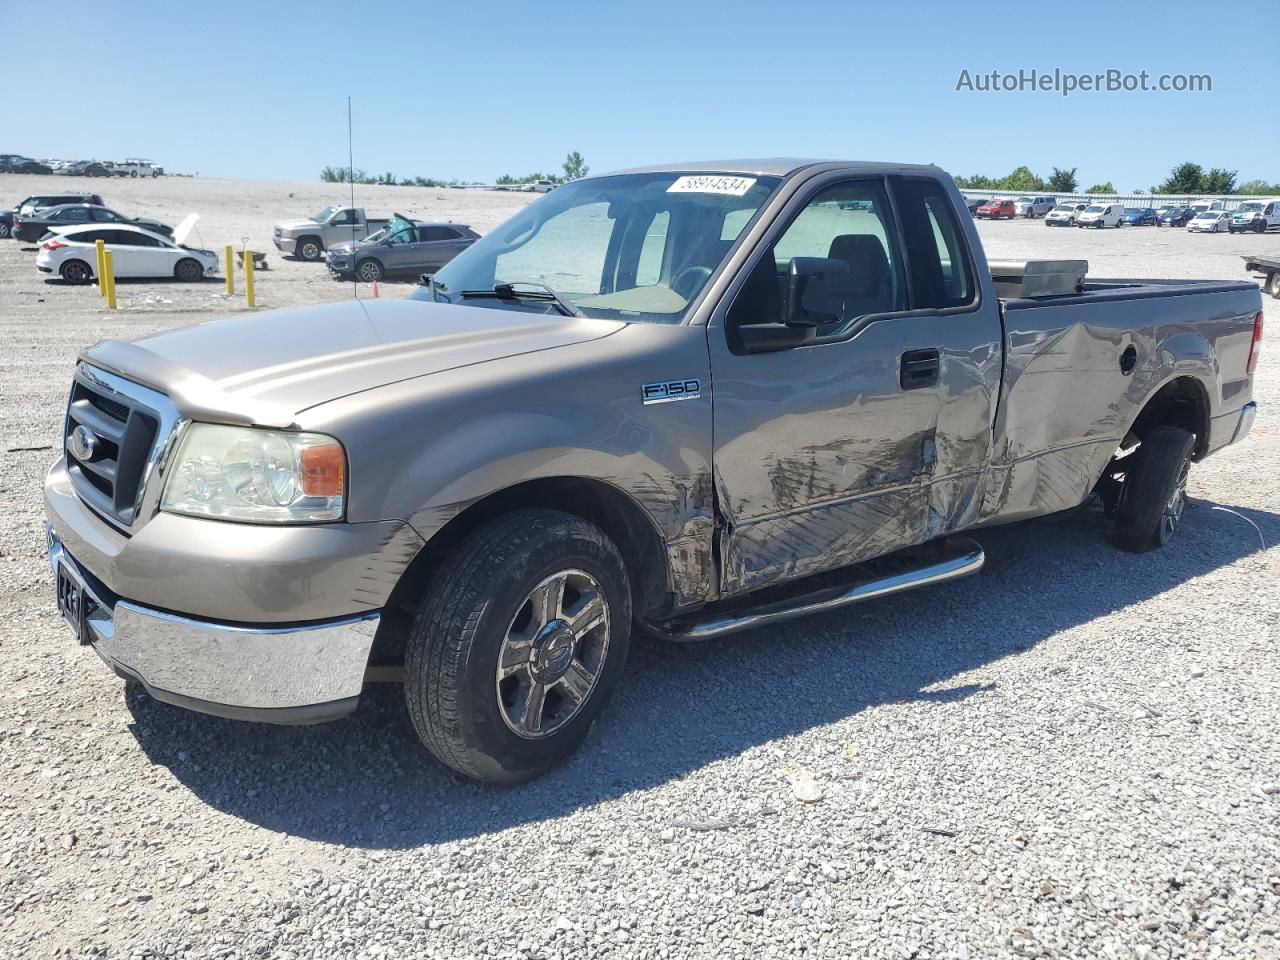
[1111, 426, 1195, 552]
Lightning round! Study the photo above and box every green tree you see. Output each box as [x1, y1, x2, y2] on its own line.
[562, 151, 589, 182]
[1201, 167, 1237, 194]
[1046, 167, 1078, 192]
[1085, 182, 1116, 194]
[998, 165, 1045, 191]
[1156, 162, 1205, 194]
[954, 174, 997, 190]
[1237, 179, 1280, 195]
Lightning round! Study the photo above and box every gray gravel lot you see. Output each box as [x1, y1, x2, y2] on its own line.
[1, 174, 1278, 959]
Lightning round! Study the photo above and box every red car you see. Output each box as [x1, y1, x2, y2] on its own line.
[976, 198, 1016, 219]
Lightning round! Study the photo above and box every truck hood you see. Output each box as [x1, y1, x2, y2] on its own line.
[274, 217, 318, 233]
[83, 300, 625, 426]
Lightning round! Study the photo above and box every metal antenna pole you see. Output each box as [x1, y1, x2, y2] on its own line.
[348, 96, 357, 299]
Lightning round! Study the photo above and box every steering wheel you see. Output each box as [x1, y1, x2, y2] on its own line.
[672, 265, 712, 299]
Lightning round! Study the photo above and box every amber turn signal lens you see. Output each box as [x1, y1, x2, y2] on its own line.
[300, 442, 346, 497]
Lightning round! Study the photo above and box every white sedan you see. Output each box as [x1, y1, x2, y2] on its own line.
[36, 221, 219, 284]
[1187, 210, 1231, 234]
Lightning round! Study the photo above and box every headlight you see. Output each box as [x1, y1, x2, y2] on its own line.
[161, 424, 346, 523]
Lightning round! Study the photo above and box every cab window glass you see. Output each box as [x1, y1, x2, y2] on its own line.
[896, 178, 976, 308]
[635, 210, 669, 286]
[496, 201, 614, 295]
[730, 180, 905, 336]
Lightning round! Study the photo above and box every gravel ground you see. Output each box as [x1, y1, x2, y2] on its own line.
[1, 174, 1278, 959]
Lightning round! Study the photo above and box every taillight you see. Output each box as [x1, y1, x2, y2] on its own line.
[1247, 311, 1263, 375]
[42, 240, 67, 251]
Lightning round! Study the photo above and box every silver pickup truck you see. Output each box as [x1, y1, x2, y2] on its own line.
[272, 206, 390, 261]
[45, 160, 1263, 783]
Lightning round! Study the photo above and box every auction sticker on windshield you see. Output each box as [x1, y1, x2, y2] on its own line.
[667, 175, 757, 196]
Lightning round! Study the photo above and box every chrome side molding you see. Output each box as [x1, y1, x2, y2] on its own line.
[653, 537, 985, 642]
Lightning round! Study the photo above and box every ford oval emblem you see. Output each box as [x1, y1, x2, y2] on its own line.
[69, 424, 99, 462]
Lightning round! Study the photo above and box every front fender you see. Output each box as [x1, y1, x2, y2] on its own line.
[304, 321, 716, 561]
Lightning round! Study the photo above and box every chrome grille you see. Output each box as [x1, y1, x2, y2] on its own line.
[64, 365, 180, 531]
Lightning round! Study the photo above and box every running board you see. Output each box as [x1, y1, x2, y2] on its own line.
[652, 537, 985, 642]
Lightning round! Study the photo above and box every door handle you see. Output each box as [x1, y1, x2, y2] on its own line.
[900, 348, 940, 390]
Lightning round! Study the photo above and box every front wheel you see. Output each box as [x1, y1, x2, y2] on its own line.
[175, 258, 204, 282]
[1112, 426, 1195, 552]
[404, 509, 632, 783]
[296, 237, 323, 261]
[356, 258, 383, 283]
[0, 221, 10, 239]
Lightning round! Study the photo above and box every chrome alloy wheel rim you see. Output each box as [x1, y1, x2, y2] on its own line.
[496, 568, 610, 739]
[1160, 458, 1190, 542]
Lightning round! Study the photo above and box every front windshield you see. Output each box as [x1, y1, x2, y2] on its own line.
[1053, 204, 1075, 211]
[310, 205, 338, 222]
[1195, 212, 1216, 219]
[1085, 205, 1105, 213]
[414, 172, 782, 324]
[1236, 203, 1263, 213]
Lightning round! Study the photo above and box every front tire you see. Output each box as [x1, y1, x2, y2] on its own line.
[175, 258, 204, 282]
[296, 237, 323, 261]
[404, 509, 632, 783]
[0, 221, 9, 239]
[356, 258, 384, 283]
[1112, 426, 1195, 552]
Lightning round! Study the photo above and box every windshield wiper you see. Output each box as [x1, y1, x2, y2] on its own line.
[459, 281, 584, 318]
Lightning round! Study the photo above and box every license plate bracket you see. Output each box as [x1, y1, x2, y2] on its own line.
[56, 562, 89, 645]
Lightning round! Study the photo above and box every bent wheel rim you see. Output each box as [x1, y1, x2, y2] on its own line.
[496, 568, 610, 739]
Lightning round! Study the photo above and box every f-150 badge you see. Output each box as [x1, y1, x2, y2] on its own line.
[642, 379, 702, 404]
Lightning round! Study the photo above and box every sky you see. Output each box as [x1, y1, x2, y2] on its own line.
[2, 0, 1276, 191]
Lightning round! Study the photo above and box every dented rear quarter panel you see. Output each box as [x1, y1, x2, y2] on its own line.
[984, 282, 1260, 523]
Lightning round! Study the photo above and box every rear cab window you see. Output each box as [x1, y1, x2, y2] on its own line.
[894, 178, 976, 309]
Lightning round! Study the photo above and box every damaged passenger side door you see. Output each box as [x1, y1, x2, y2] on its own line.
[707, 174, 1002, 596]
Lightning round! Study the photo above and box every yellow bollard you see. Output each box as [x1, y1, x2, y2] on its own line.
[225, 244, 234, 295]
[95, 239, 106, 296]
[244, 249, 256, 307]
[104, 250, 117, 310]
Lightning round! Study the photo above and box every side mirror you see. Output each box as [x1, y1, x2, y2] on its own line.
[785, 256, 849, 327]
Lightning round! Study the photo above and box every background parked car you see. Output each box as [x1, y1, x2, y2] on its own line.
[1015, 196, 1056, 218]
[0, 155, 53, 175]
[64, 160, 111, 177]
[1187, 210, 1231, 233]
[11, 204, 172, 243]
[976, 198, 1016, 219]
[1121, 207, 1157, 226]
[1045, 201, 1089, 226]
[13, 193, 105, 217]
[963, 197, 987, 214]
[1077, 203, 1125, 228]
[36, 222, 216, 283]
[326, 217, 478, 282]
[1228, 200, 1280, 234]
[113, 159, 164, 178]
[1156, 206, 1192, 227]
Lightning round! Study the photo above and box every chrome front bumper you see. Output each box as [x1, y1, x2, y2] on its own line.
[47, 528, 379, 724]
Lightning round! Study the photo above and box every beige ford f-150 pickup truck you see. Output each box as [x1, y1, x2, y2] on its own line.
[46, 159, 1263, 782]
